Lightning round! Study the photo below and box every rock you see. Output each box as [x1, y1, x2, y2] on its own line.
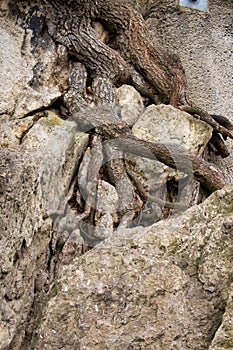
[94, 180, 119, 239]
[125, 104, 213, 205]
[95, 180, 118, 216]
[21, 111, 89, 214]
[0, 27, 31, 116]
[0, 3, 70, 118]
[0, 23, 89, 340]
[94, 213, 114, 240]
[115, 85, 144, 126]
[133, 104, 212, 155]
[209, 289, 233, 350]
[32, 184, 233, 350]
[0, 110, 88, 349]
[60, 230, 84, 265]
[0, 147, 52, 350]
[0, 115, 20, 148]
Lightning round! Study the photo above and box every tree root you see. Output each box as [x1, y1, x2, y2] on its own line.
[42, 0, 231, 236]
[76, 135, 103, 220]
[104, 142, 138, 222]
[180, 105, 233, 141]
[126, 169, 188, 211]
[96, 119, 226, 193]
[46, 0, 233, 156]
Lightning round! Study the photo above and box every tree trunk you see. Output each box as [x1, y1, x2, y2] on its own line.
[46, 0, 233, 132]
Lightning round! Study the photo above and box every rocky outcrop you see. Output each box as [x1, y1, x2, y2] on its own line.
[32, 184, 233, 350]
[0, 12, 69, 119]
[0, 9, 87, 348]
[0, 113, 88, 349]
[1, 0, 233, 349]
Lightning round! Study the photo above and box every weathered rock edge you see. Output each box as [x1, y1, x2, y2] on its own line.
[32, 184, 233, 350]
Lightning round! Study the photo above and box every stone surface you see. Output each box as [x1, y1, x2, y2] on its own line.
[0, 112, 88, 350]
[0, 115, 21, 148]
[94, 180, 119, 240]
[146, 0, 233, 117]
[21, 111, 89, 215]
[126, 104, 212, 203]
[0, 0, 233, 349]
[0, 147, 53, 350]
[115, 84, 144, 126]
[209, 287, 233, 350]
[0, 1, 70, 118]
[32, 185, 233, 350]
[145, 0, 233, 180]
[0, 25, 31, 116]
[133, 104, 212, 155]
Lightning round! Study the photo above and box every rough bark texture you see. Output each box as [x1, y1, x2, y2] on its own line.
[43, 0, 233, 183]
[45, 0, 233, 136]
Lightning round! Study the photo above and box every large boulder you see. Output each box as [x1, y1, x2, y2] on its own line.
[0, 112, 88, 349]
[32, 184, 233, 350]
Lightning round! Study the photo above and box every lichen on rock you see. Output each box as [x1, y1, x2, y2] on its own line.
[0, 0, 233, 349]
[31, 185, 233, 350]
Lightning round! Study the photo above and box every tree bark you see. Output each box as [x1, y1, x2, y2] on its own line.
[44, 0, 231, 194]
[95, 121, 226, 193]
[45, 0, 233, 139]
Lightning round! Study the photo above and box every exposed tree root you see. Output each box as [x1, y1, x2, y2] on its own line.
[95, 120, 226, 193]
[40, 0, 232, 234]
[45, 0, 233, 144]
[126, 169, 188, 210]
[76, 135, 103, 220]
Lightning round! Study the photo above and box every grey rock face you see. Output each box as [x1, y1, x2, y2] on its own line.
[21, 111, 89, 215]
[0, 113, 88, 349]
[0, 5, 88, 347]
[94, 180, 119, 239]
[133, 104, 212, 156]
[0, 0, 233, 349]
[115, 84, 145, 127]
[32, 185, 233, 350]
[0, 3, 70, 118]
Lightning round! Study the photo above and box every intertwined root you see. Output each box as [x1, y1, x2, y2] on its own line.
[44, 0, 232, 236]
